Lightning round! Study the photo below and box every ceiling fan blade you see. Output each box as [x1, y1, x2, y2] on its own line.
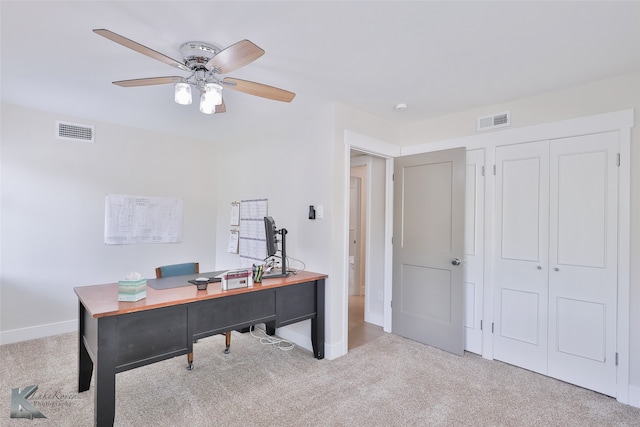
[222, 78, 295, 102]
[93, 29, 190, 72]
[113, 76, 183, 87]
[216, 100, 226, 114]
[206, 40, 265, 74]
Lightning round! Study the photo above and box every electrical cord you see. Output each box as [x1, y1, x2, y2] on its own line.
[263, 253, 306, 275]
[284, 254, 306, 274]
[249, 325, 295, 351]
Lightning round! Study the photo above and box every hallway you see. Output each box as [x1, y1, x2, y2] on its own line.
[348, 295, 384, 350]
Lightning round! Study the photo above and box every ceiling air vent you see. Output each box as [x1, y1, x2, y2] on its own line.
[56, 121, 95, 143]
[477, 111, 510, 132]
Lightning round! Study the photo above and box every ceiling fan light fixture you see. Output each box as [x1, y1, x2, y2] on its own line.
[199, 83, 223, 114]
[174, 82, 192, 105]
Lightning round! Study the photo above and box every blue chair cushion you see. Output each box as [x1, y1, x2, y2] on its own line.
[159, 262, 198, 277]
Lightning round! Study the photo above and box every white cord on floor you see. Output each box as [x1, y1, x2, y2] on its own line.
[249, 325, 295, 351]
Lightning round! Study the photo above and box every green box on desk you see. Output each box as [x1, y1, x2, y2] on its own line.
[118, 279, 147, 302]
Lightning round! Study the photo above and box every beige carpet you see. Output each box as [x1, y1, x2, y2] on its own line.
[1, 330, 639, 426]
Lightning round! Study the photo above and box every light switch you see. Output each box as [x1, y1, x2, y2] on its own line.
[316, 205, 324, 219]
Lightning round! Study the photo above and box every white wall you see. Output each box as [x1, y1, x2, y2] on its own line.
[400, 71, 640, 403]
[0, 104, 218, 343]
[212, 102, 336, 354]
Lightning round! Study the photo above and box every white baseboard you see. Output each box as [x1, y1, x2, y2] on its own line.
[365, 312, 384, 327]
[628, 384, 640, 409]
[275, 324, 346, 361]
[275, 325, 312, 353]
[323, 339, 346, 360]
[0, 320, 77, 345]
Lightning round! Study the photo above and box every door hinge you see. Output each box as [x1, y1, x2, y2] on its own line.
[481, 166, 485, 177]
[392, 173, 395, 181]
[492, 322, 495, 333]
[615, 352, 619, 366]
[617, 153, 620, 167]
[480, 320, 483, 330]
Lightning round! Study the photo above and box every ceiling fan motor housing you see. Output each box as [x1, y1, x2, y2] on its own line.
[180, 41, 221, 69]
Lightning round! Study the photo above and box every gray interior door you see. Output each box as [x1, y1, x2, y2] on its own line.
[392, 148, 466, 355]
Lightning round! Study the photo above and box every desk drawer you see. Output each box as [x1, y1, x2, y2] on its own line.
[276, 281, 317, 326]
[190, 290, 276, 338]
[115, 305, 188, 369]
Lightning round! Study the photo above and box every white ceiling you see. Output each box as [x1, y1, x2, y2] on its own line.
[2, 1, 639, 142]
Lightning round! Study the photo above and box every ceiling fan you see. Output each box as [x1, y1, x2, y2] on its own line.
[93, 29, 295, 114]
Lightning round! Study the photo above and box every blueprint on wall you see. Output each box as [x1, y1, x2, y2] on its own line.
[104, 194, 183, 244]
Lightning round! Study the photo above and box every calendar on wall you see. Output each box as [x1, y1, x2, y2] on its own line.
[238, 198, 268, 267]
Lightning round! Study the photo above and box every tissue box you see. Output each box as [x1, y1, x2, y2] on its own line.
[221, 269, 253, 291]
[118, 278, 147, 301]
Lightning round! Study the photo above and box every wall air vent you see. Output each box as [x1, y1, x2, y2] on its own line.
[477, 111, 510, 132]
[56, 121, 95, 143]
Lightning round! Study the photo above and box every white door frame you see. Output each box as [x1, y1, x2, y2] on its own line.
[349, 163, 367, 297]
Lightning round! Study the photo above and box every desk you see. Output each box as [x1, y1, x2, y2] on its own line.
[75, 271, 326, 427]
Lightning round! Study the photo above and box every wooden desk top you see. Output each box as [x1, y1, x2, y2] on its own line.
[75, 270, 328, 319]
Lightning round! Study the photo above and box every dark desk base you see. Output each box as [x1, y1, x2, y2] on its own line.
[78, 277, 324, 426]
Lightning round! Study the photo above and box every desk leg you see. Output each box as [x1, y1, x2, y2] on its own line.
[187, 352, 194, 371]
[78, 302, 93, 392]
[94, 317, 117, 427]
[186, 311, 194, 370]
[264, 322, 276, 336]
[224, 331, 231, 354]
[311, 279, 325, 359]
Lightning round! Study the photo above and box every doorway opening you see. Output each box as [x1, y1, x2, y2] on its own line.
[348, 150, 385, 350]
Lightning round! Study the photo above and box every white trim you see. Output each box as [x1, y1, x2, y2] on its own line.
[0, 319, 76, 345]
[401, 109, 634, 156]
[383, 159, 394, 333]
[273, 322, 341, 361]
[345, 130, 401, 158]
[398, 108, 633, 404]
[616, 124, 632, 404]
[629, 385, 640, 409]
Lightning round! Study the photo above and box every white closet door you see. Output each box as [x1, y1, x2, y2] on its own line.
[547, 132, 618, 396]
[464, 149, 485, 355]
[493, 141, 550, 374]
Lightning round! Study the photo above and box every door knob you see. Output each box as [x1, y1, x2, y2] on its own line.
[554, 267, 560, 272]
[451, 258, 461, 266]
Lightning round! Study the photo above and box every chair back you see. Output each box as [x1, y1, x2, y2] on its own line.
[155, 262, 199, 278]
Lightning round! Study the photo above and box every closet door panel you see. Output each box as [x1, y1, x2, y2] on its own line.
[493, 141, 549, 374]
[464, 149, 485, 355]
[548, 132, 618, 397]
